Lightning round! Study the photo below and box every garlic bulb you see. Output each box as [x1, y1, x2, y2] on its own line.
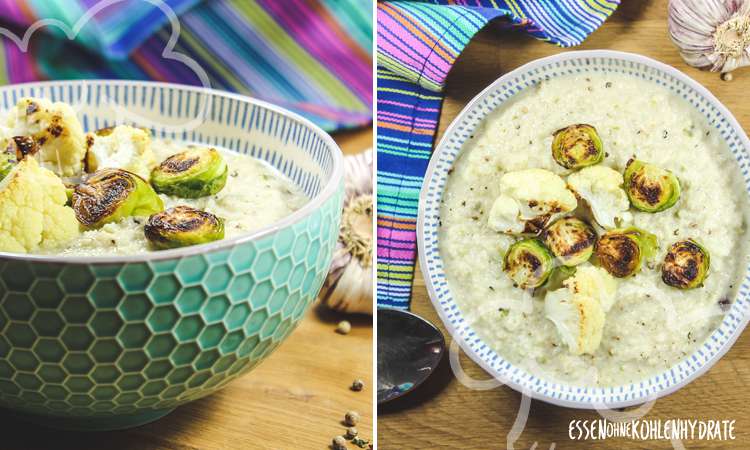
[320, 150, 373, 315]
[669, 0, 750, 73]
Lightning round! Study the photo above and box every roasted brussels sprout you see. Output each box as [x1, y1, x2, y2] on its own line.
[145, 206, 225, 249]
[623, 159, 681, 212]
[661, 239, 710, 289]
[5, 135, 38, 161]
[72, 169, 164, 228]
[63, 182, 75, 206]
[503, 238, 554, 289]
[151, 147, 228, 198]
[0, 150, 17, 181]
[551, 124, 604, 169]
[544, 217, 597, 266]
[545, 265, 577, 291]
[595, 227, 657, 278]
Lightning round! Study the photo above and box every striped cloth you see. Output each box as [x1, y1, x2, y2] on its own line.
[0, 0, 372, 131]
[377, 0, 619, 309]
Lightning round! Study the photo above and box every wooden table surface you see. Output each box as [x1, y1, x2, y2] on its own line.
[0, 128, 373, 450]
[378, 1, 750, 449]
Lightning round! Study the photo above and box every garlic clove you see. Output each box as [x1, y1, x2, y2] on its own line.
[320, 150, 373, 315]
[322, 256, 373, 315]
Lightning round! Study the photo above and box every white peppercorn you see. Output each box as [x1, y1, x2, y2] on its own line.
[344, 410, 360, 426]
[332, 435, 348, 450]
[336, 320, 351, 334]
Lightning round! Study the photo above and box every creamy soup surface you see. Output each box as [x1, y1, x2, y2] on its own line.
[439, 73, 750, 386]
[55, 141, 308, 256]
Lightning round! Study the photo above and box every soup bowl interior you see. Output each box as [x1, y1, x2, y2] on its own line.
[417, 50, 750, 409]
[0, 80, 344, 430]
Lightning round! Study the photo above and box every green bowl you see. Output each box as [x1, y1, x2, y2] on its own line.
[0, 81, 344, 430]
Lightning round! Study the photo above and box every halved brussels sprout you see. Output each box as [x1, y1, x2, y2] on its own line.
[5, 135, 38, 161]
[0, 150, 17, 181]
[545, 265, 577, 291]
[503, 238, 554, 289]
[72, 168, 164, 228]
[543, 217, 596, 266]
[623, 159, 680, 212]
[551, 124, 604, 169]
[63, 182, 75, 206]
[595, 227, 657, 278]
[145, 206, 225, 249]
[661, 239, 710, 289]
[151, 147, 228, 198]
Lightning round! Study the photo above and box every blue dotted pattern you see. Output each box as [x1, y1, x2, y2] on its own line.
[419, 52, 750, 406]
[0, 82, 333, 198]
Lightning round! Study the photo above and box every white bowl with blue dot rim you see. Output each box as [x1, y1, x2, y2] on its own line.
[417, 50, 750, 409]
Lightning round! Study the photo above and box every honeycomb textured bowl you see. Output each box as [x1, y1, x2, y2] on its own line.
[0, 81, 344, 430]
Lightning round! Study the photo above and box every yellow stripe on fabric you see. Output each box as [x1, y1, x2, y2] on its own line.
[504, 0, 525, 19]
[376, 270, 414, 280]
[378, 264, 415, 273]
[377, 53, 443, 92]
[377, 87, 442, 100]
[171, 28, 250, 94]
[235, 0, 364, 110]
[583, 0, 612, 16]
[0, 46, 7, 85]
[378, 72, 420, 82]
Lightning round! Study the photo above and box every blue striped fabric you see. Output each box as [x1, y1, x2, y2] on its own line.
[376, 0, 620, 309]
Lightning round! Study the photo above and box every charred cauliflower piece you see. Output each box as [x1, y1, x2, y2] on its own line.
[85, 125, 157, 180]
[564, 264, 618, 312]
[544, 263, 616, 355]
[567, 165, 631, 229]
[487, 169, 578, 235]
[0, 158, 79, 253]
[3, 97, 86, 176]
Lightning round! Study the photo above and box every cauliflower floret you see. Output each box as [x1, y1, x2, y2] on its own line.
[544, 263, 618, 355]
[564, 264, 618, 312]
[487, 168, 577, 234]
[567, 166, 631, 229]
[85, 125, 156, 179]
[0, 158, 79, 253]
[3, 97, 86, 176]
[545, 291, 605, 355]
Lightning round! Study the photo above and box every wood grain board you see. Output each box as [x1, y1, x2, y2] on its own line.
[378, 1, 750, 449]
[0, 128, 373, 450]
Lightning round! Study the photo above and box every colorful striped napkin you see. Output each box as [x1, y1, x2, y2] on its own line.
[377, 0, 620, 310]
[0, 0, 372, 131]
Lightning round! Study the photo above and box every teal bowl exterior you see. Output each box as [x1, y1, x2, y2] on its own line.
[0, 81, 344, 430]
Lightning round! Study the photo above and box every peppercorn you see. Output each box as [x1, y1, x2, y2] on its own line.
[344, 410, 360, 427]
[351, 379, 364, 392]
[336, 320, 351, 335]
[345, 427, 358, 439]
[332, 435, 348, 450]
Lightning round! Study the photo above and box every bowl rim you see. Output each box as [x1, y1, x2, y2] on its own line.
[417, 49, 750, 409]
[0, 79, 345, 264]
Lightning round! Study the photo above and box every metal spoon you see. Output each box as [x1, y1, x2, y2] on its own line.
[377, 308, 446, 404]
